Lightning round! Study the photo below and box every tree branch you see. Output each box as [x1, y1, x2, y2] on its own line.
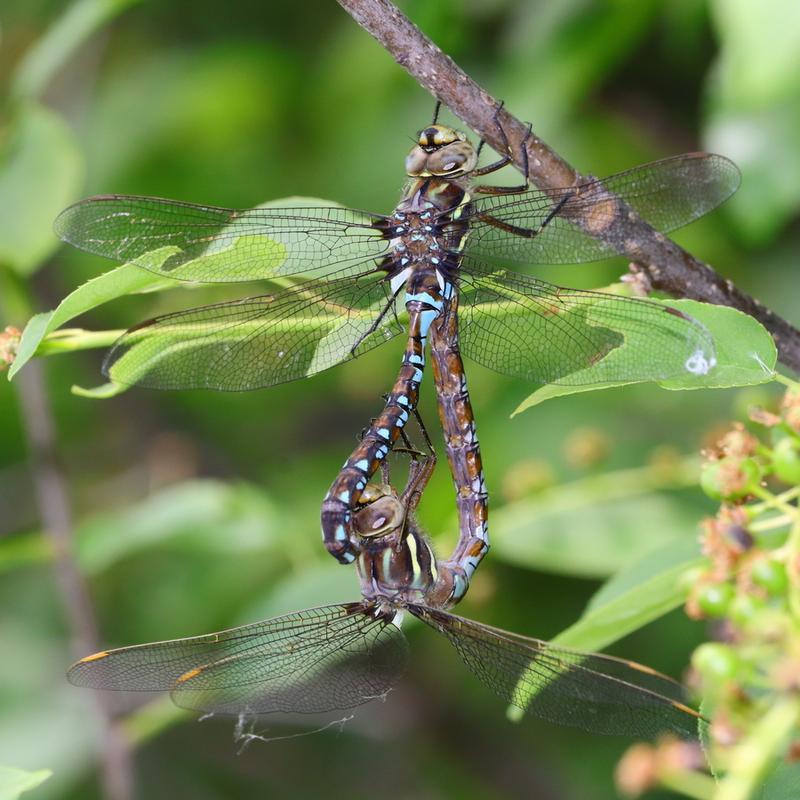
[17, 362, 134, 800]
[336, 0, 800, 374]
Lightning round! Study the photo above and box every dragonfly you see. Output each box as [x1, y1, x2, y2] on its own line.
[54, 114, 740, 565]
[69, 412, 703, 740]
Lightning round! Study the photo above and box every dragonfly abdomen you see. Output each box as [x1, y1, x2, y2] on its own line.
[430, 291, 489, 602]
[321, 282, 445, 564]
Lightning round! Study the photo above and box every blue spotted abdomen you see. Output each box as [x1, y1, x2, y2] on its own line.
[320, 272, 450, 563]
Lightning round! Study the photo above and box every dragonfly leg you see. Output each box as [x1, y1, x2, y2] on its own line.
[350, 282, 402, 357]
[397, 408, 437, 519]
[474, 189, 571, 238]
[471, 103, 532, 194]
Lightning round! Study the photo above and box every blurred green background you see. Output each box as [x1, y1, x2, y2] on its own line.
[1, 1, 798, 798]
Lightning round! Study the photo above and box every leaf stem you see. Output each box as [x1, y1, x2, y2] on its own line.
[750, 486, 799, 519]
[714, 697, 800, 800]
[749, 486, 800, 515]
[36, 327, 126, 355]
[774, 372, 800, 391]
[659, 768, 716, 800]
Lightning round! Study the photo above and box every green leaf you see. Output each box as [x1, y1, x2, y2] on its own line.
[76, 480, 278, 574]
[514, 300, 776, 413]
[581, 536, 702, 617]
[70, 381, 126, 399]
[507, 537, 703, 721]
[0, 104, 83, 276]
[756, 760, 800, 800]
[493, 493, 698, 578]
[490, 458, 699, 578]
[11, 0, 142, 101]
[707, 0, 800, 241]
[8, 264, 173, 379]
[10, 195, 348, 388]
[8, 313, 52, 379]
[553, 536, 702, 652]
[711, 0, 800, 107]
[240, 561, 360, 623]
[0, 765, 52, 800]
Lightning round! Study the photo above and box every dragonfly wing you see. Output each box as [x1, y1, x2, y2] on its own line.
[103, 273, 404, 390]
[457, 260, 716, 385]
[464, 153, 740, 265]
[68, 603, 408, 716]
[54, 196, 390, 282]
[409, 605, 700, 739]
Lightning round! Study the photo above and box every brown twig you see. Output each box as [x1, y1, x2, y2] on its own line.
[336, 0, 800, 374]
[17, 362, 134, 800]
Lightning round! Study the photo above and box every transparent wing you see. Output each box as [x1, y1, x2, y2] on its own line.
[463, 153, 740, 265]
[54, 196, 391, 282]
[457, 259, 715, 385]
[103, 273, 404, 391]
[410, 606, 700, 739]
[68, 603, 408, 716]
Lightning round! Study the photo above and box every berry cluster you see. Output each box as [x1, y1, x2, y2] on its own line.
[618, 388, 800, 799]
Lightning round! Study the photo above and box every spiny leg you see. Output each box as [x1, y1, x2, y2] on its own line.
[474, 188, 571, 239]
[471, 102, 532, 194]
[350, 282, 402, 357]
[397, 407, 437, 518]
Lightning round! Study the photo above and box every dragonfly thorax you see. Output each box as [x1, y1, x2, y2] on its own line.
[406, 125, 477, 178]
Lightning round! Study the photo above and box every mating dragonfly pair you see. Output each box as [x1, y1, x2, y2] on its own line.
[60, 110, 739, 738]
[70, 410, 701, 739]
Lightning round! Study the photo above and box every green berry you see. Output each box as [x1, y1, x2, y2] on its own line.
[773, 438, 800, 485]
[751, 557, 789, 595]
[691, 643, 740, 682]
[729, 593, 766, 626]
[678, 566, 706, 593]
[700, 458, 761, 502]
[700, 461, 725, 501]
[696, 582, 735, 617]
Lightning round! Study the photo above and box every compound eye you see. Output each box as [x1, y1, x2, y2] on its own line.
[427, 150, 464, 175]
[405, 147, 428, 176]
[426, 141, 477, 176]
[353, 495, 404, 538]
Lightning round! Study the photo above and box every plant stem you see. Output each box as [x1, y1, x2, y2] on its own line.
[714, 697, 800, 800]
[37, 327, 126, 354]
[751, 486, 799, 519]
[660, 768, 716, 800]
[774, 372, 800, 391]
[335, 0, 800, 374]
[749, 486, 800, 515]
[2, 268, 135, 800]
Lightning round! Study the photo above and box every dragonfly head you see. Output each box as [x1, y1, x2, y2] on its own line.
[353, 483, 405, 539]
[406, 125, 478, 178]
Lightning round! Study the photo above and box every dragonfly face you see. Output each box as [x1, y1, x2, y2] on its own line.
[405, 124, 478, 178]
[352, 481, 443, 606]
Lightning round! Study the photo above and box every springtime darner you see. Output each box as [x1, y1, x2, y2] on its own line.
[54, 116, 740, 565]
[69, 415, 702, 740]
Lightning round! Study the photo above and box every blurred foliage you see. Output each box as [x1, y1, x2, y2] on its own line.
[0, 765, 52, 800]
[616, 388, 800, 799]
[0, 1, 798, 799]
